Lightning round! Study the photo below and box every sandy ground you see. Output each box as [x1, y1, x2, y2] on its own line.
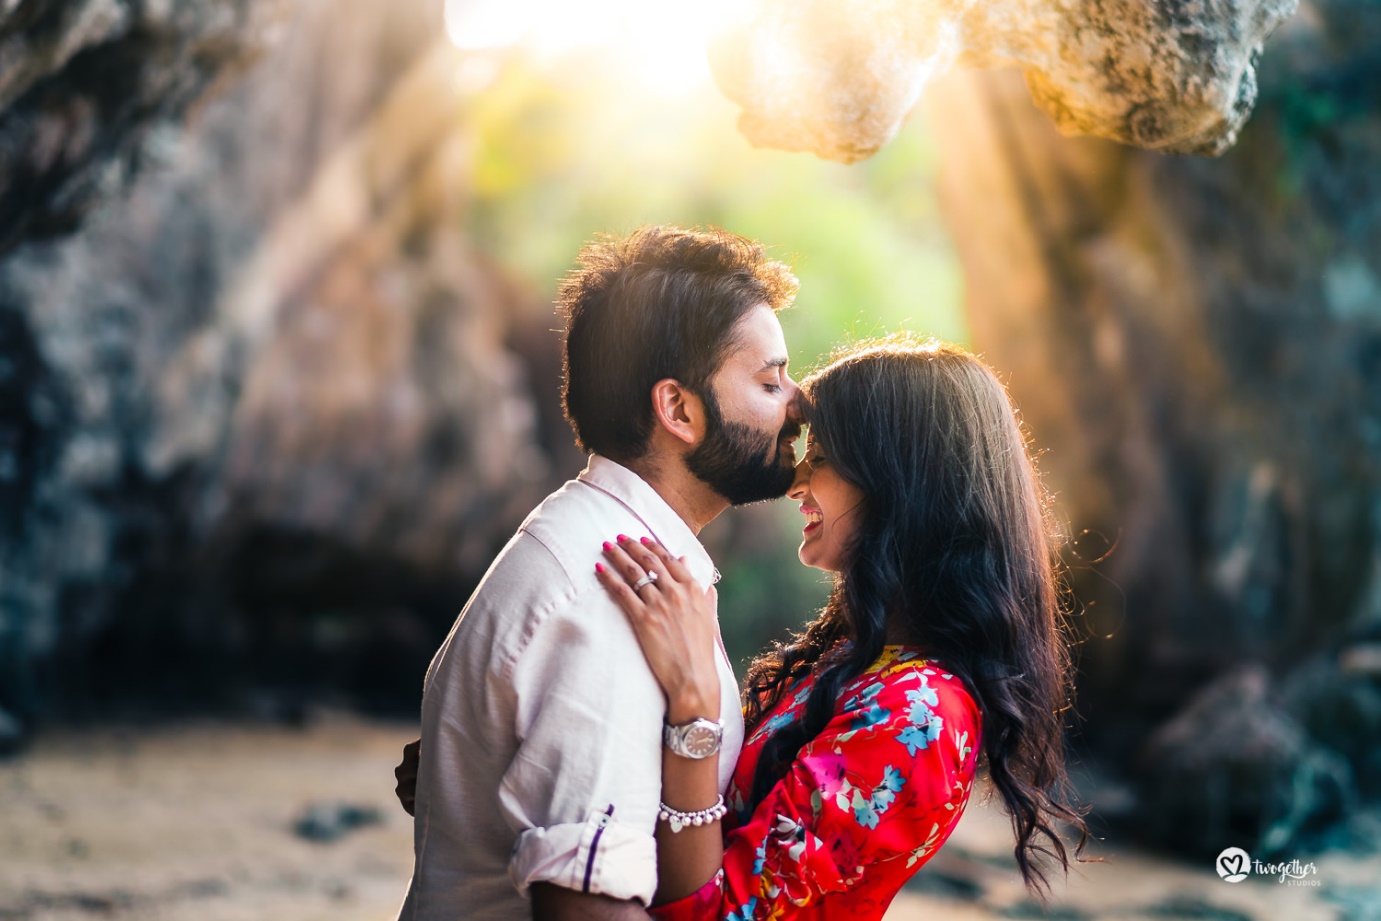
[1, 713, 1376, 921]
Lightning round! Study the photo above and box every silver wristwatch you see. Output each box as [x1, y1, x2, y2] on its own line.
[662, 717, 724, 759]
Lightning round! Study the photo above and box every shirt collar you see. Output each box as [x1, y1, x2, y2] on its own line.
[578, 454, 719, 588]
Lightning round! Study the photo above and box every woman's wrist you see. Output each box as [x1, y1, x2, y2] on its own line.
[665, 684, 720, 725]
[661, 659, 721, 722]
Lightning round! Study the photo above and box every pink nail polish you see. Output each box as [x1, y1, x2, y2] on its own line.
[595, 563, 605, 573]
[617, 534, 630, 543]
[602, 541, 613, 551]
[640, 537, 652, 545]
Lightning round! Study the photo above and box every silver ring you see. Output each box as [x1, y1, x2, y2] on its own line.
[632, 570, 659, 591]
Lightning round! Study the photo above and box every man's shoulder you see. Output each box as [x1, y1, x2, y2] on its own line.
[514, 475, 646, 574]
[426, 474, 662, 704]
[463, 476, 645, 613]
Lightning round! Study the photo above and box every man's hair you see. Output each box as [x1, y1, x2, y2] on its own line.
[558, 225, 798, 463]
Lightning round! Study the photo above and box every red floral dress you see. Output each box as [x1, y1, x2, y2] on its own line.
[651, 647, 982, 921]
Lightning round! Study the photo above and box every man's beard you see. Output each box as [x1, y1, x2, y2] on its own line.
[686, 395, 799, 506]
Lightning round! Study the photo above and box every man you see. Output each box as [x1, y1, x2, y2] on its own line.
[397, 226, 805, 920]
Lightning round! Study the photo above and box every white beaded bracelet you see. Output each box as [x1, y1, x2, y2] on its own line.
[658, 795, 728, 833]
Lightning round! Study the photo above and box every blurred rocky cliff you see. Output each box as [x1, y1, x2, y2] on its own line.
[0, 0, 575, 728]
[0, 0, 272, 253]
[928, 0, 1381, 859]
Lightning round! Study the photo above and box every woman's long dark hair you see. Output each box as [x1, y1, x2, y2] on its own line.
[741, 337, 1087, 894]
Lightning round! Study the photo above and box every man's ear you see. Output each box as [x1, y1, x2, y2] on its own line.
[649, 378, 705, 447]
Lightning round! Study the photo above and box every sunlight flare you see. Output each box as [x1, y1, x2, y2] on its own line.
[444, 0, 735, 93]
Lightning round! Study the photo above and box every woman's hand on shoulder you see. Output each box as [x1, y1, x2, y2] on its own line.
[596, 536, 721, 722]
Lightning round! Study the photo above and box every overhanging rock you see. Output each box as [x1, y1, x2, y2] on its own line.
[710, 0, 1298, 162]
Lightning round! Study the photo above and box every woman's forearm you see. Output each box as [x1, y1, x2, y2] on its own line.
[652, 701, 728, 905]
[592, 537, 728, 905]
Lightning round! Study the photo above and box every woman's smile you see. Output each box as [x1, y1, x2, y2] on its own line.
[787, 440, 865, 572]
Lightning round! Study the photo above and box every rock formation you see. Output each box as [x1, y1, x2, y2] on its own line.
[0, 0, 279, 253]
[1139, 668, 1354, 857]
[711, 0, 1298, 162]
[0, 1, 560, 725]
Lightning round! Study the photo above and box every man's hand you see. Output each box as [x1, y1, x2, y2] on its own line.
[394, 738, 421, 816]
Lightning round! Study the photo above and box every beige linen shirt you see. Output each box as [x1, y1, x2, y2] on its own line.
[398, 455, 745, 921]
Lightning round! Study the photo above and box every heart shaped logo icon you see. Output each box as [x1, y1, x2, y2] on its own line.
[1216, 847, 1251, 882]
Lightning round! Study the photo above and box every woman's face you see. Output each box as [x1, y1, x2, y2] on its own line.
[787, 434, 867, 572]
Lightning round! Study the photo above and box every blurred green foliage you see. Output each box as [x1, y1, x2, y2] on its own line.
[464, 50, 967, 369]
[460, 48, 966, 670]
[710, 507, 837, 675]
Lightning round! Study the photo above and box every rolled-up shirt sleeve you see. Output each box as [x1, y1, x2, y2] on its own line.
[500, 586, 667, 904]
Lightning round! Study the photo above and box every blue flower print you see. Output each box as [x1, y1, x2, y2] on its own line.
[870, 786, 896, 812]
[897, 724, 927, 755]
[847, 682, 891, 732]
[869, 764, 907, 813]
[852, 765, 909, 828]
[898, 710, 944, 756]
[726, 897, 759, 921]
[843, 680, 883, 711]
[851, 701, 891, 732]
[765, 709, 795, 734]
[898, 685, 945, 754]
[751, 838, 767, 875]
[907, 681, 939, 714]
[750, 707, 796, 744]
[852, 789, 880, 829]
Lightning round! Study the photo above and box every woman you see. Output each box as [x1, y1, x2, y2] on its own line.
[596, 337, 1087, 919]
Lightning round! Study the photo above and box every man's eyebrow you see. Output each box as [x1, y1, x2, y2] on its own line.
[758, 357, 789, 372]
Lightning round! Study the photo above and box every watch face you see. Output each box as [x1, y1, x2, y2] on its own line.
[682, 724, 721, 758]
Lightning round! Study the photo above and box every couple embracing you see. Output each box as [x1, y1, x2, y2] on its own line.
[396, 226, 1086, 920]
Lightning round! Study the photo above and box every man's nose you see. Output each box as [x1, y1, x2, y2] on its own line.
[785, 376, 807, 424]
[787, 458, 809, 499]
